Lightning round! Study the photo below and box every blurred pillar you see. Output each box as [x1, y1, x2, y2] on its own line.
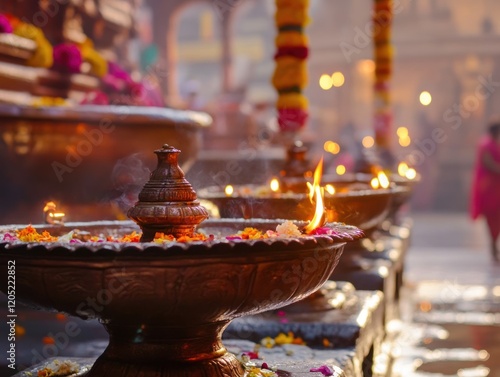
[41, 0, 69, 45]
[221, 14, 234, 93]
[373, 0, 396, 169]
[453, 56, 494, 141]
[150, 0, 181, 106]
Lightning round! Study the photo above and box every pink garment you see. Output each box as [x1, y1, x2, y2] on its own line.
[470, 136, 500, 238]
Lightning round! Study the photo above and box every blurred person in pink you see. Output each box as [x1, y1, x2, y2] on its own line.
[470, 120, 500, 261]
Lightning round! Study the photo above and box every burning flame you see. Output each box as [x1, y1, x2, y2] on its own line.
[370, 177, 380, 189]
[377, 171, 390, 189]
[43, 201, 65, 224]
[304, 157, 326, 234]
[224, 185, 234, 196]
[43, 201, 57, 213]
[270, 178, 280, 192]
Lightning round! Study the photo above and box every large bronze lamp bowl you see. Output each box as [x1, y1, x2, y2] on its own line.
[198, 184, 396, 235]
[0, 105, 212, 223]
[321, 173, 419, 224]
[0, 219, 362, 377]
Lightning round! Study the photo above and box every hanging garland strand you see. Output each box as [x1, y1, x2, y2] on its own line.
[373, 0, 393, 148]
[273, 0, 310, 133]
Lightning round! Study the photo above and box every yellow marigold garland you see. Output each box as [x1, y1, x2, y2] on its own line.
[273, 0, 310, 132]
[13, 22, 53, 68]
[272, 58, 307, 89]
[276, 93, 308, 110]
[16, 225, 58, 242]
[373, 0, 393, 148]
[275, 32, 308, 48]
[78, 38, 108, 78]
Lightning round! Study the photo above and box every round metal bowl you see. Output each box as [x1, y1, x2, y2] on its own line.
[198, 185, 399, 234]
[0, 105, 211, 223]
[323, 173, 419, 221]
[0, 219, 362, 377]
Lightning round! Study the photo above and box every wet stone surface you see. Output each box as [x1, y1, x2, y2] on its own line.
[225, 286, 385, 375]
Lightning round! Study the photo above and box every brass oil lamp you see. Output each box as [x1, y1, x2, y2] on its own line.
[127, 144, 209, 241]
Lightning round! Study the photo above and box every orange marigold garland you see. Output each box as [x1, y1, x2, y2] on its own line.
[373, 0, 393, 148]
[273, 0, 310, 132]
[16, 225, 58, 242]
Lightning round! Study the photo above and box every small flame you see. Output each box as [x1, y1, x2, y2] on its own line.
[43, 201, 57, 213]
[325, 184, 335, 195]
[270, 178, 280, 192]
[225, 185, 234, 196]
[405, 168, 417, 180]
[304, 157, 326, 234]
[370, 177, 380, 189]
[398, 162, 409, 176]
[377, 171, 390, 189]
[43, 201, 65, 224]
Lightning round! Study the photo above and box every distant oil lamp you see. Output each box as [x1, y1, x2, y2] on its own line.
[325, 184, 335, 195]
[369, 170, 390, 190]
[370, 177, 380, 189]
[405, 168, 417, 180]
[43, 201, 65, 224]
[377, 171, 390, 189]
[225, 185, 234, 196]
[398, 162, 409, 177]
[270, 178, 280, 193]
[397, 162, 418, 180]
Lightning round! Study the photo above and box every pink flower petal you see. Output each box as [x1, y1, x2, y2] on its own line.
[242, 351, 259, 359]
[2, 233, 18, 242]
[310, 365, 334, 376]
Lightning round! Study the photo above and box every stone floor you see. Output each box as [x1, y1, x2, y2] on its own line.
[1, 212, 499, 377]
[383, 212, 500, 377]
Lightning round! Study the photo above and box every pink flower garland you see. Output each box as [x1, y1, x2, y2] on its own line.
[52, 43, 83, 74]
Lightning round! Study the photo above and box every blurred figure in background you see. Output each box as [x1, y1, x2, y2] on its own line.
[470, 120, 500, 262]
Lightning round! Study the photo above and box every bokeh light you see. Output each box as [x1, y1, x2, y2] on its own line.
[331, 72, 345, 87]
[420, 91, 432, 106]
[270, 178, 280, 192]
[362, 136, 375, 148]
[319, 74, 333, 90]
[324, 141, 340, 154]
[397, 127, 409, 137]
[399, 136, 411, 147]
[224, 185, 234, 196]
